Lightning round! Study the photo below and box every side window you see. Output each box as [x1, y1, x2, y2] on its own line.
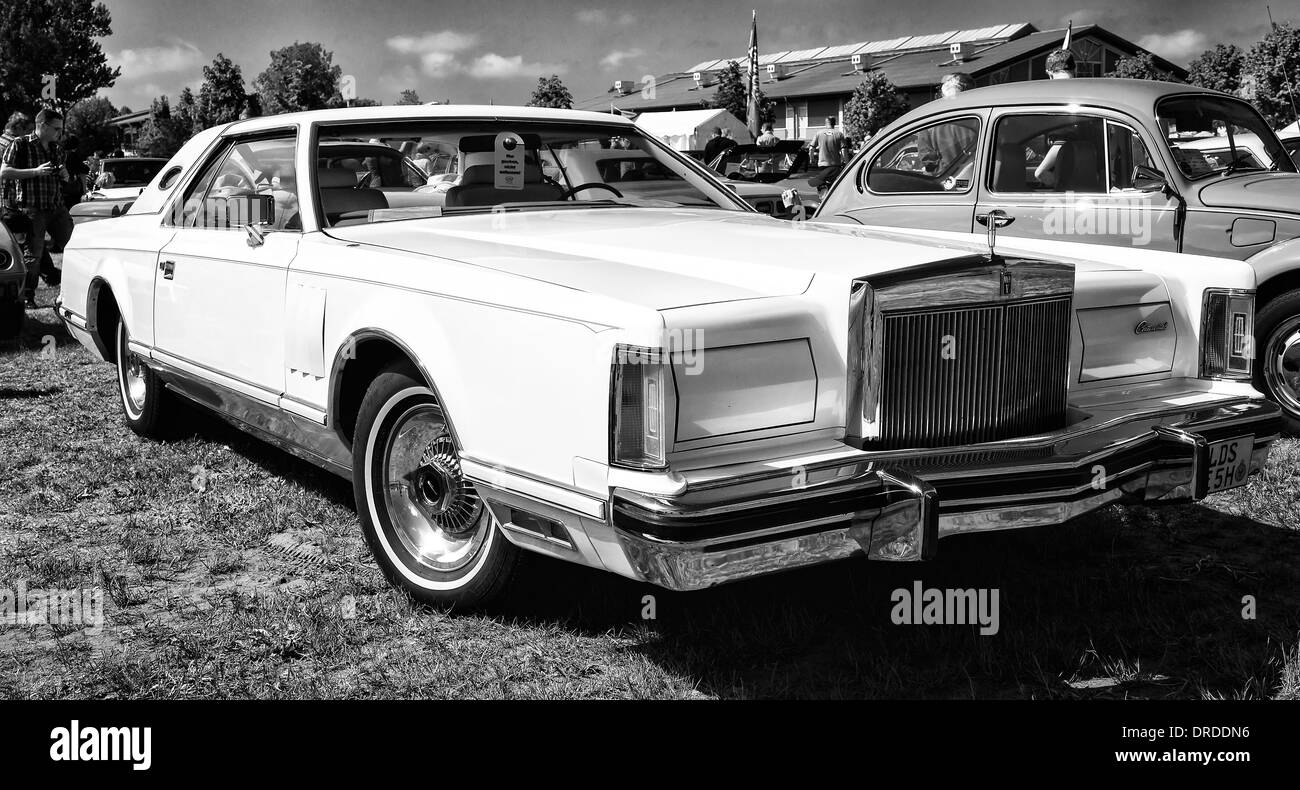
[1105, 121, 1156, 191]
[866, 117, 979, 194]
[171, 133, 299, 230]
[991, 114, 1107, 193]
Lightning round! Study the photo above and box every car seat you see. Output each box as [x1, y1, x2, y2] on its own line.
[318, 166, 387, 224]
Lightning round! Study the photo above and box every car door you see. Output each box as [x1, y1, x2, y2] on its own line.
[153, 130, 302, 402]
[817, 113, 984, 231]
[974, 109, 1179, 251]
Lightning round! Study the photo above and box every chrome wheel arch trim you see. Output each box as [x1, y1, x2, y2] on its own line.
[326, 326, 466, 452]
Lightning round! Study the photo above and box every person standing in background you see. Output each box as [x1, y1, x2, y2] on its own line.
[702, 127, 728, 163]
[0, 111, 33, 235]
[0, 109, 73, 308]
[1045, 49, 1076, 79]
[756, 123, 779, 147]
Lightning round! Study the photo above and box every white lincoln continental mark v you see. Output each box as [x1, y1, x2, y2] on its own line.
[55, 105, 1282, 608]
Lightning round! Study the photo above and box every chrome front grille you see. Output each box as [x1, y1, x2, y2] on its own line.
[876, 298, 1071, 449]
[847, 257, 1075, 451]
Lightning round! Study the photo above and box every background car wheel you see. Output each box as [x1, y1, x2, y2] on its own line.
[116, 318, 177, 437]
[0, 299, 23, 339]
[352, 366, 522, 611]
[1256, 288, 1300, 435]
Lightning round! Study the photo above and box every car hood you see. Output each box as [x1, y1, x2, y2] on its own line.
[326, 208, 1129, 310]
[1197, 172, 1300, 213]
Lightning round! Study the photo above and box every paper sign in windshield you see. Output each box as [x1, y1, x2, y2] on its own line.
[495, 132, 525, 190]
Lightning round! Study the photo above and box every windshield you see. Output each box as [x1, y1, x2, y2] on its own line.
[101, 159, 165, 186]
[1158, 95, 1296, 178]
[314, 120, 742, 227]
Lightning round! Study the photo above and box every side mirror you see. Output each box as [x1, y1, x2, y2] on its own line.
[1132, 164, 1170, 194]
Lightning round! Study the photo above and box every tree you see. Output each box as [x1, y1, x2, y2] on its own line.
[396, 89, 421, 105]
[173, 87, 200, 140]
[253, 41, 343, 115]
[1187, 43, 1244, 95]
[842, 72, 909, 143]
[136, 95, 186, 158]
[0, 0, 120, 122]
[198, 53, 247, 131]
[1108, 51, 1164, 81]
[526, 75, 573, 109]
[65, 96, 119, 155]
[707, 61, 776, 128]
[1245, 22, 1300, 128]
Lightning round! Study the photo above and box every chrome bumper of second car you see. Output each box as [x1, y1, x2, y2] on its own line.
[468, 394, 1280, 592]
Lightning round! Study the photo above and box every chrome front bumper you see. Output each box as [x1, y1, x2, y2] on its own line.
[466, 393, 1281, 592]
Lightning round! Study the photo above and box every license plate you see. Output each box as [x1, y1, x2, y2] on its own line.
[1206, 435, 1253, 494]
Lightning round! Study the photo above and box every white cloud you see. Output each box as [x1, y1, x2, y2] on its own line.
[577, 9, 636, 25]
[600, 48, 644, 68]
[107, 41, 205, 78]
[1137, 29, 1209, 62]
[386, 31, 483, 78]
[386, 31, 479, 55]
[467, 53, 568, 79]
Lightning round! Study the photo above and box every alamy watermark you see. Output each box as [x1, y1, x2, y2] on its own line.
[1, 581, 104, 634]
[1041, 193, 1152, 246]
[890, 581, 1000, 635]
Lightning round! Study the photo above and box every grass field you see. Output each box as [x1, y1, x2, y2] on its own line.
[2, 282, 1299, 699]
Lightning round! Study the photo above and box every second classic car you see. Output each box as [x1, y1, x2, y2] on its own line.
[0, 221, 24, 338]
[813, 78, 1300, 434]
[56, 104, 1281, 608]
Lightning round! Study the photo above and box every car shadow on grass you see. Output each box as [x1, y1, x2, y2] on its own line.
[496, 502, 1300, 699]
[0, 301, 70, 357]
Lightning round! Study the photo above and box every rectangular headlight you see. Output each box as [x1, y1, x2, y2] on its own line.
[1201, 289, 1254, 380]
[610, 345, 668, 470]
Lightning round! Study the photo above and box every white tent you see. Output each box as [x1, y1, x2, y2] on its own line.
[630, 109, 754, 151]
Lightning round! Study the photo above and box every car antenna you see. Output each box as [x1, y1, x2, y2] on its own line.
[1268, 6, 1300, 126]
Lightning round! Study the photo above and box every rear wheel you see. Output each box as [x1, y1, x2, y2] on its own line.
[1256, 289, 1300, 435]
[352, 366, 522, 610]
[116, 318, 178, 436]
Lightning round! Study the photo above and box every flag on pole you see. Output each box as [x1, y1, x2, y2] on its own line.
[1062, 20, 1072, 50]
[746, 9, 760, 138]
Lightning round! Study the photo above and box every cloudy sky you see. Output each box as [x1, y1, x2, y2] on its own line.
[97, 0, 1287, 110]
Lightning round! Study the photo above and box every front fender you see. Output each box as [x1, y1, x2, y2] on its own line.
[1246, 236, 1300, 293]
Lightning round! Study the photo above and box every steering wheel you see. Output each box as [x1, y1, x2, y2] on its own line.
[558, 182, 623, 200]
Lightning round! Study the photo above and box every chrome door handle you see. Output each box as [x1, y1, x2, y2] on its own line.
[975, 210, 1015, 227]
[159, 260, 175, 280]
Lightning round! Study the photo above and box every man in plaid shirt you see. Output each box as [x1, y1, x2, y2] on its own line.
[0, 109, 73, 307]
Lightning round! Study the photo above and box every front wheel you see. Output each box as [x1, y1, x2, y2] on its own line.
[1256, 288, 1300, 435]
[352, 367, 522, 610]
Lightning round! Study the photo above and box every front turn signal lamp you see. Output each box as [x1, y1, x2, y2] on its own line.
[1201, 289, 1254, 380]
[610, 344, 668, 470]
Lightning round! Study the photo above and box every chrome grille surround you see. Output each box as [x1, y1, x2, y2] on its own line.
[847, 256, 1075, 450]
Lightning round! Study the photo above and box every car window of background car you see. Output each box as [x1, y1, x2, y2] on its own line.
[102, 160, 164, 186]
[990, 114, 1106, 193]
[1104, 121, 1157, 190]
[1159, 95, 1296, 179]
[866, 117, 979, 194]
